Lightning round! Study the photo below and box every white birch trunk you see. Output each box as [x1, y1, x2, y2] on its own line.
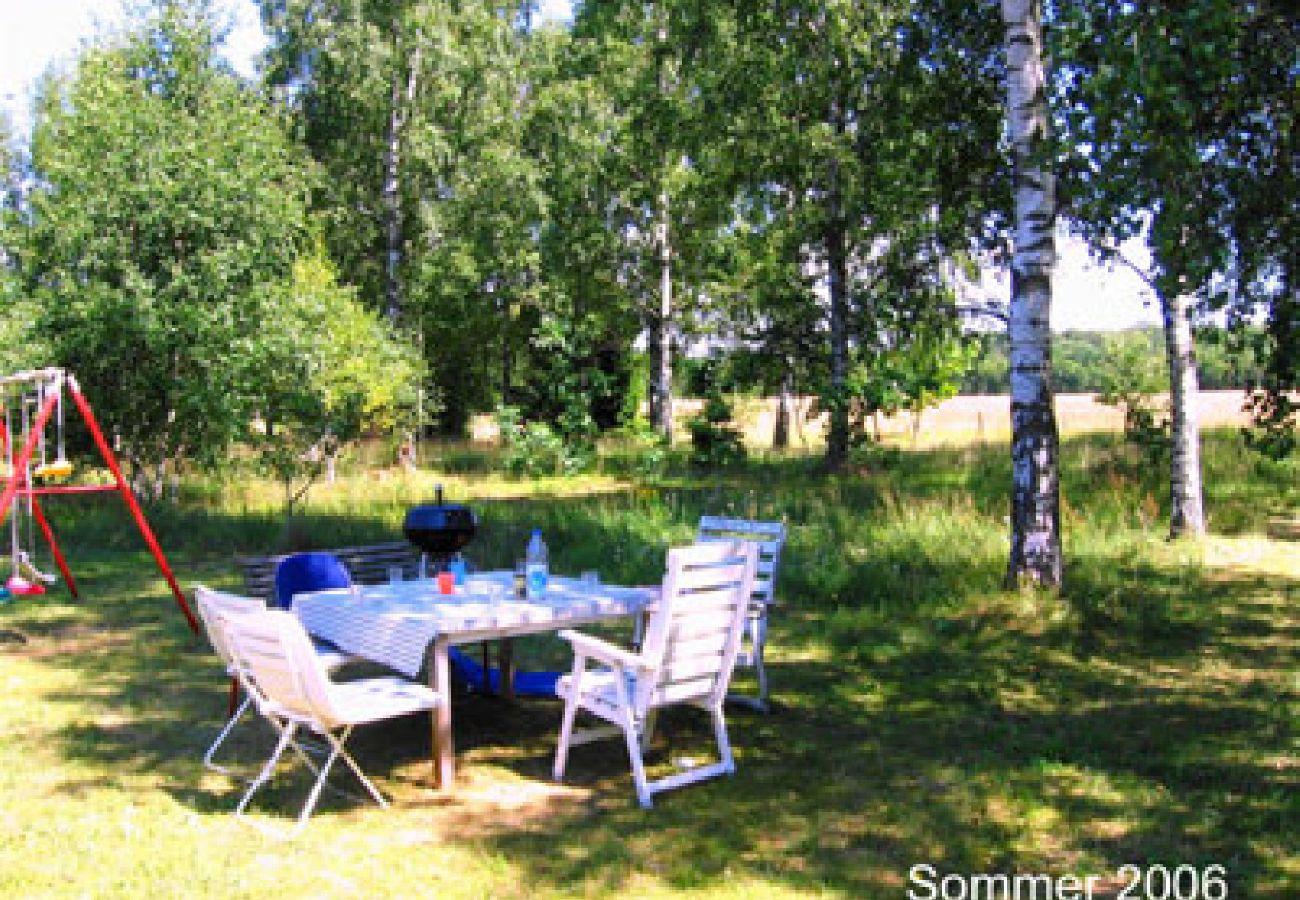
[1162, 292, 1205, 536]
[383, 73, 403, 324]
[1003, 0, 1062, 587]
[650, 191, 674, 443]
[383, 40, 421, 324]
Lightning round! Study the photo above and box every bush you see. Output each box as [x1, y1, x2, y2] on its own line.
[497, 406, 593, 477]
[688, 396, 747, 468]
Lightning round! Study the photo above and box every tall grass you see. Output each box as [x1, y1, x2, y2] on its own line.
[0, 428, 1295, 897]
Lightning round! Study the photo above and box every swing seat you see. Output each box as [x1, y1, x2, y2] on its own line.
[5, 576, 46, 597]
[33, 460, 73, 480]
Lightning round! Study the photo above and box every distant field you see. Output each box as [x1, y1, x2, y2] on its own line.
[468, 390, 1254, 450]
[721, 390, 1253, 450]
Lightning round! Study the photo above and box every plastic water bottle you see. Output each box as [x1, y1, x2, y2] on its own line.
[448, 552, 467, 586]
[525, 529, 549, 599]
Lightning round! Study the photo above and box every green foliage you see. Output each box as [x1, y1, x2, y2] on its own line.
[263, 0, 555, 435]
[1090, 332, 1170, 468]
[674, 0, 1007, 467]
[1243, 390, 1297, 460]
[251, 247, 426, 514]
[1053, 1, 1296, 451]
[962, 327, 1271, 396]
[20, 3, 314, 486]
[687, 367, 746, 468]
[496, 405, 592, 478]
[0, 119, 40, 374]
[513, 309, 628, 441]
[607, 418, 670, 479]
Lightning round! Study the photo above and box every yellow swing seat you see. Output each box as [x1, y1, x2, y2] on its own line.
[33, 460, 73, 480]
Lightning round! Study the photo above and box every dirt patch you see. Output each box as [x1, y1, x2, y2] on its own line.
[1, 622, 132, 659]
[0, 627, 28, 646]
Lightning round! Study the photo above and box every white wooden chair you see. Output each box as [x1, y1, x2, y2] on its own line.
[552, 540, 758, 808]
[695, 516, 787, 711]
[193, 585, 351, 777]
[217, 606, 442, 838]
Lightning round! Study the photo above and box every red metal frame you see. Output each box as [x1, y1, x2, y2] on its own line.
[0, 375, 198, 635]
[0, 390, 57, 521]
[13, 484, 120, 496]
[30, 496, 78, 599]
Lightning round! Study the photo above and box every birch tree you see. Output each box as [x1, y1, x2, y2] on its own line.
[696, 0, 1005, 470]
[1003, 0, 1062, 586]
[571, 0, 710, 444]
[1052, 1, 1296, 534]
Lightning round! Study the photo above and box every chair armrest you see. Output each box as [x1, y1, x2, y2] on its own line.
[558, 629, 652, 673]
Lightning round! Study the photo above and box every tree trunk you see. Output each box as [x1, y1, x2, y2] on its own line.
[773, 366, 792, 449]
[650, 190, 674, 443]
[383, 38, 421, 324]
[383, 72, 404, 324]
[1003, 0, 1062, 588]
[825, 165, 850, 471]
[1162, 291, 1205, 537]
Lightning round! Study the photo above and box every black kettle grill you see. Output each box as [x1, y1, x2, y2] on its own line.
[402, 485, 477, 567]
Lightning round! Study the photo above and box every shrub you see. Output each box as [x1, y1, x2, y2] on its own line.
[688, 395, 747, 468]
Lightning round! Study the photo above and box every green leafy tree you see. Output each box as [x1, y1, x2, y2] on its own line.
[1095, 331, 1173, 465]
[0, 114, 45, 374]
[686, 0, 1007, 469]
[256, 248, 426, 515]
[1053, 1, 1297, 529]
[262, 0, 546, 436]
[20, 1, 314, 494]
[569, 0, 731, 443]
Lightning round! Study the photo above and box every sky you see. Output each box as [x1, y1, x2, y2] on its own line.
[0, 0, 1159, 333]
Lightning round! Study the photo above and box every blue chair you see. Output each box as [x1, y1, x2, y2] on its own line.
[273, 552, 354, 610]
[273, 552, 357, 668]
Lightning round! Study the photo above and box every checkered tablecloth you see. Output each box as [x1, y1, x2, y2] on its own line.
[294, 572, 654, 677]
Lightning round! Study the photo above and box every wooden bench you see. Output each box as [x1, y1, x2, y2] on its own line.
[236, 541, 421, 603]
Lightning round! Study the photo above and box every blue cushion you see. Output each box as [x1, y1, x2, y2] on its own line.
[273, 552, 353, 610]
[449, 647, 561, 698]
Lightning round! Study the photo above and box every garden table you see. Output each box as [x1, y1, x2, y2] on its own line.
[293, 572, 656, 789]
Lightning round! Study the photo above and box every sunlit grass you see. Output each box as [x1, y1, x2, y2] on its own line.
[0, 428, 1295, 897]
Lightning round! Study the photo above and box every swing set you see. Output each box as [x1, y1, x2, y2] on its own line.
[0, 368, 198, 634]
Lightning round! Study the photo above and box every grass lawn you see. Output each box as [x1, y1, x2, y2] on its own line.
[0, 429, 1296, 898]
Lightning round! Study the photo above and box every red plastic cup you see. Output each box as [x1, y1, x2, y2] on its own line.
[437, 571, 455, 594]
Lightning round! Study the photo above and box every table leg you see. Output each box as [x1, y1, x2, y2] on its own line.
[429, 635, 455, 789]
[500, 638, 515, 701]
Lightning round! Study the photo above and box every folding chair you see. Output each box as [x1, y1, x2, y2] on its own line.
[217, 606, 442, 838]
[695, 516, 786, 711]
[193, 585, 352, 777]
[553, 540, 758, 808]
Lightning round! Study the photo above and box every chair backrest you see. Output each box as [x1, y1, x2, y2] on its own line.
[273, 552, 354, 610]
[193, 585, 267, 672]
[695, 516, 786, 608]
[637, 540, 758, 712]
[219, 607, 346, 730]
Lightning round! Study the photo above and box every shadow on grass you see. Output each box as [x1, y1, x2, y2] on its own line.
[1, 467, 1296, 897]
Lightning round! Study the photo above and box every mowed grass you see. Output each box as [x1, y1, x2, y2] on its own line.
[0, 427, 1296, 898]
